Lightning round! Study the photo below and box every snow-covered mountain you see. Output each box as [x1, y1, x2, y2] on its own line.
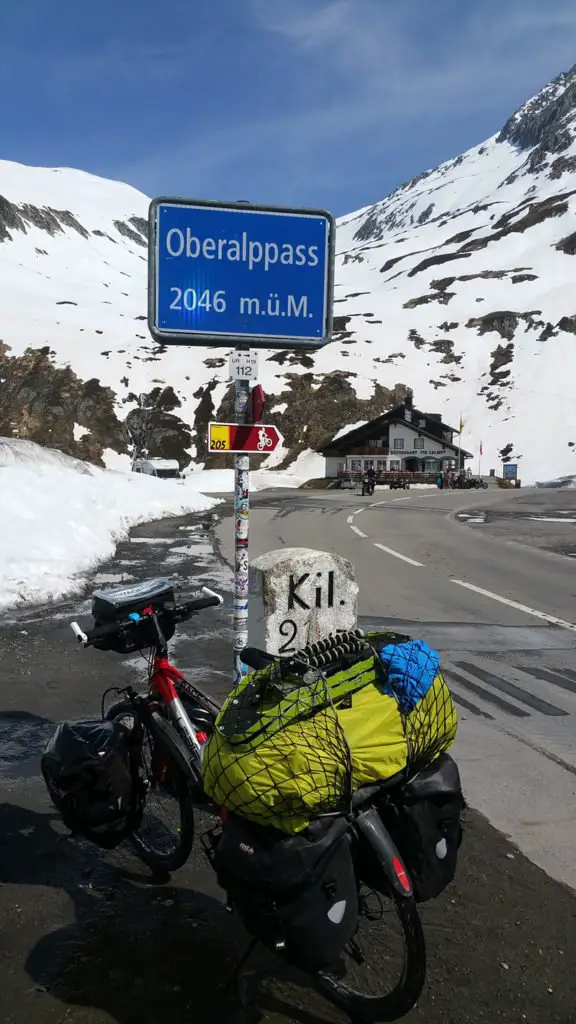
[2, 65, 576, 481]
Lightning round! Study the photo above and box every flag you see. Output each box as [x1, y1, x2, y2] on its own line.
[479, 441, 483, 456]
[459, 413, 464, 433]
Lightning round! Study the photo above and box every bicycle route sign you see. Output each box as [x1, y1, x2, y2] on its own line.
[208, 422, 283, 454]
[148, 197, 335, 350]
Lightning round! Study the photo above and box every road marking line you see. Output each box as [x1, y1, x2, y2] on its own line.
[373, 542, 424, 567]
[451, 579, 576, 633]
[346, 515, 354, 524]
[350, 525, 367, 538]
[354, 507, 364, 515]
[392, 496, 412, 502]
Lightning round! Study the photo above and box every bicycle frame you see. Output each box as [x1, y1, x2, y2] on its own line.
[142, 608, 218, 760]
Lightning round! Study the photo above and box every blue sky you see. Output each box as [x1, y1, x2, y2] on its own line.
[1, 0, 576, 216]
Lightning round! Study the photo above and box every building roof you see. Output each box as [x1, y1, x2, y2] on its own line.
[321, 402, 473, 458]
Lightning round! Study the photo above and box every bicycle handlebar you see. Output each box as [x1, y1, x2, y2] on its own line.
[70, 586, 223, 647]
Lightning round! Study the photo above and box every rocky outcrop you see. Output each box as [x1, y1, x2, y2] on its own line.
[498, 65, 576, 156]
[0, 343, 126, 464]
[124, 386, 193, 467]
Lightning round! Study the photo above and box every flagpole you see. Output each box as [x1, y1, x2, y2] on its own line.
[478, 442, 482, 479]
[458, 413, 463, 473]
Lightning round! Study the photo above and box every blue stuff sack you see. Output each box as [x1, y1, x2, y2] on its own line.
[378, 640, 440, 713]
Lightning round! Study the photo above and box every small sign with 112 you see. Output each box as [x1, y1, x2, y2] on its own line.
[229, 349, 259, 380]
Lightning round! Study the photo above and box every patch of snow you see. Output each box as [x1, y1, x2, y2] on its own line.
[0, 438, 219, 612]
[332, 422, 368, 442]
[73, 424, 90, 441]
[102, 449, 132, 472]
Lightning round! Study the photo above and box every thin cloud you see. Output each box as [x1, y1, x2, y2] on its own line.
[115, 0, 576, 207]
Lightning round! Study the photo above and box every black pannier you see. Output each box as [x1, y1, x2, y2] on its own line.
[213, 814, 358, 972]
[41, 719, 140, 849]
[381, 753, 464, 903]
[91, 578, 176, 653]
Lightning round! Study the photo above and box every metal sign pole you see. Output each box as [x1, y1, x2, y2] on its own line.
[232, 350, 251, 682]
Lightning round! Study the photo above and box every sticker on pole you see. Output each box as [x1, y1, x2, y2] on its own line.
[208, 422, 283, 454]
[148, 197, 335, 350]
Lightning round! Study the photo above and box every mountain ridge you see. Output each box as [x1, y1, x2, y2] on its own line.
[2, 65, 576, 481]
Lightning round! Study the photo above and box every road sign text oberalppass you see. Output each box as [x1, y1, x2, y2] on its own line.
[148, 198, 335, 350]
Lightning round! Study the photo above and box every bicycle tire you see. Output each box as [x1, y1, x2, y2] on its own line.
[105, 699, 196, 873]
[315, 888, 426, 1023]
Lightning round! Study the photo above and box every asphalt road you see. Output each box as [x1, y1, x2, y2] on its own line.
[1, 485, 576, 1024]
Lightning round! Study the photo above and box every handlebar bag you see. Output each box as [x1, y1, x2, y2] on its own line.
[91, 579, 176, 653]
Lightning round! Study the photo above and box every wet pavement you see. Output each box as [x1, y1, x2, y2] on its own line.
[454, 488, 576, 558]
[1, 498, 576, 1023]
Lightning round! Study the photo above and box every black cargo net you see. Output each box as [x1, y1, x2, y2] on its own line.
[203, 631, 457, 830]
[203, 633, 377, 830]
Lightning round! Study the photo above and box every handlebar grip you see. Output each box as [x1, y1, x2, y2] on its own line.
[70, 621, 88, 645]
[85, 620, 126, 642]
[183, 595, 221, 614]
[179, 587, 224, 616]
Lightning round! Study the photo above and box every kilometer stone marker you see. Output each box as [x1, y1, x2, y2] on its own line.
[249, 548, 359, 656]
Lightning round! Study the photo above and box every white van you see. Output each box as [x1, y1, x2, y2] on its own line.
[132, 458, 182, 480]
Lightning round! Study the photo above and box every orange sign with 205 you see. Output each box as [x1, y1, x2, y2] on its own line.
[208, 422, 283, 454]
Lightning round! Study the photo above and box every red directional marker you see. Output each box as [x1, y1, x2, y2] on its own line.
[208, 422, 283, 454]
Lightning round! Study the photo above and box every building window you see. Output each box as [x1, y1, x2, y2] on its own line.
[390, 460, 401, 471]
[337, 462, 345, 475]
[393, 438, 404, 450]
[377, 460, 387, 472]
[368, 438, 379, 448]
[363, 459, 374, 470]
[414, 438, 424, 449]
[443, 431, 451, 442]
[418, 418, 426, 428]
[405, 409, 412, 422]
[350, 459, 361, 472]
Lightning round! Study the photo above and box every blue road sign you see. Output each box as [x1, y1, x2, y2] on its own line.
[148, 198, 335, 350]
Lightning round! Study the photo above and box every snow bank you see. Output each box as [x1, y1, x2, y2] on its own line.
[186, 449, 325, 492]
[0, 439, 219, 611]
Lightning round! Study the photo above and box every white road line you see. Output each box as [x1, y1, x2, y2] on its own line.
[392, 496, 412, 502]
[346, 515, 354, 524]
[350, 525, 368, 538]
[452, 579, 576, 633]
[373, 542, 424, 567]
[354, 507, 364, 515]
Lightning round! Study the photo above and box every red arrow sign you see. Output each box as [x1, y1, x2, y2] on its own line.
[208, 422, 283, 454]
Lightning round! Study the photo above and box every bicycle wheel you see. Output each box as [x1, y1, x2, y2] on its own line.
[316, 883, 426, 1023]
[106, 699, 196, 873]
